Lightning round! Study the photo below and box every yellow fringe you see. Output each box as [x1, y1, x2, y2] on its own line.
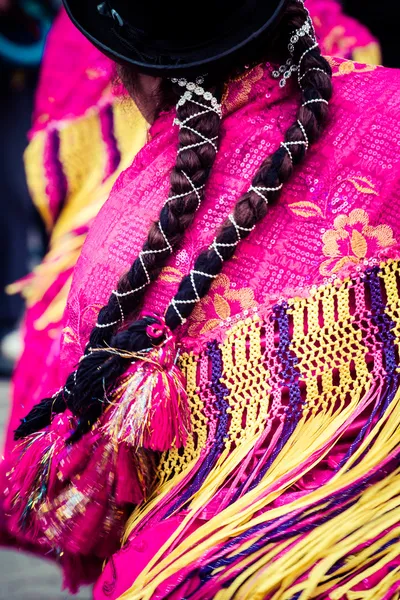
[118, 362, 400, 599]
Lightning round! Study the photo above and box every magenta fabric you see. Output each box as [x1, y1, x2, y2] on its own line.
[68, 61, 400, 598]
[0, 4, 389, 596]
[59, 61, 400, 374]
[30, 8, 116, 137]
[2, 56, 400, 596]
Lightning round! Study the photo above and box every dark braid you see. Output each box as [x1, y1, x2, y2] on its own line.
[15, 0, 332, 441]
[16, 80, 222, 438]
[166, 16, 333, 327]
[90, 80, 221, 348]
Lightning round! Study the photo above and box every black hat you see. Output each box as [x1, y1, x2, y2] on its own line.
[62, 0, 289, 76]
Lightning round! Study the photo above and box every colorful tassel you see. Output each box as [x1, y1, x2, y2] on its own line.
[103, 327, 190, 452]
[3, 312, 190, 580]
[4, 413, 72, 540]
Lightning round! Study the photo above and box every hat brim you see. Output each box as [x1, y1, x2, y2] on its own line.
[62, 0, 289, 76]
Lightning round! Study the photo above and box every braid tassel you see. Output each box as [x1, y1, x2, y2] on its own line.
[103, 335, 190, 452]
[4, 313, 189, 559]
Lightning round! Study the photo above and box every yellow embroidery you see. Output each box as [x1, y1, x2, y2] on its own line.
[320, 209, 396, 276]
[188, 274, 257, 337]
[326, 56, 378, 76]
[158, 266, 184, 284]
[61, 325, 80, 347]
[346, 176, 379, 196]
[288, 200, 325, 219]
[222, 65, 264, 115]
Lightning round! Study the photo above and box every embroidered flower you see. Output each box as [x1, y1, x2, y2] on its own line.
[326, 56, 377, 76]
[222, 65, 264, 115]
[188, 274, 257, 337]
[320, 208, 396, 275]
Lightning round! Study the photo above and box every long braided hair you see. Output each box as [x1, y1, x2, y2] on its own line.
[16, 0, 333, 441]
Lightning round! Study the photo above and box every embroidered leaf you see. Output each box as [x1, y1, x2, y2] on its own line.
[289, 201, 324, 219]
[347, 177, 378, 196]
[214, 294, 231, 320]
[319, 255, 359, 277]
[351, 230, 367, 259]
[159, 266, 183, 283]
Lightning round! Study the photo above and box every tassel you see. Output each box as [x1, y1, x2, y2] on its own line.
[4, 413, 73, 540]
[102, 315, 191, 452]
[3, 313, 190, 580]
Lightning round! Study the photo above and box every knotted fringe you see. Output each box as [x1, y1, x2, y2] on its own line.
[113, 263, 400, 599]
[117, 377, 400, 600]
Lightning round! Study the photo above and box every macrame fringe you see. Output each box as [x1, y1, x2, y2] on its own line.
[116, 372, 400, 600]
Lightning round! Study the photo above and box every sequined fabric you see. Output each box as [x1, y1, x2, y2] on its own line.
[50, 62, 399, 598]
[2, 54, 400, 597]
[94, 259, 400, 599]
[61, 60, 400, 373]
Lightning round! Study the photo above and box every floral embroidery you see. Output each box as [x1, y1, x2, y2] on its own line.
[326, 56, 378, 76]
[188, 274, 257, 337]
[222, 65, 264, 115]
[320, 209, 396, 275]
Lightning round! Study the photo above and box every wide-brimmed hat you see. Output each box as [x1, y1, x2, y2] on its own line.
[62, 0, 289, 75]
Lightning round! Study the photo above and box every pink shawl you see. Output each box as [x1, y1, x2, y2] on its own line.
[60, 59, 400, 376]
[2, 58, 400, 599]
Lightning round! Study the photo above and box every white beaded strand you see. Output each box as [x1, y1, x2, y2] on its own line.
[297, 119, 309, 150]
[167, 180, 284, 326]
[298, 67, 331, 87]
[249, 184, 283, 204]
[272, 1, 317, 88]
[302, 98, 329, 108]
[96, 79, 221, 330]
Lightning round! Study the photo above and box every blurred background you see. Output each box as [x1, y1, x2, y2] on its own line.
[0, 0, 398, 598]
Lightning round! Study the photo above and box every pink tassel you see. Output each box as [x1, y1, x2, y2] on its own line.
[115, 444, 150, 505]
[56, 431, 93, 482]
[4, 413, 72, 540]
[4, 313, 190, 576]
[103, 320, 191, 452]
[45, 441, 121, 555]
